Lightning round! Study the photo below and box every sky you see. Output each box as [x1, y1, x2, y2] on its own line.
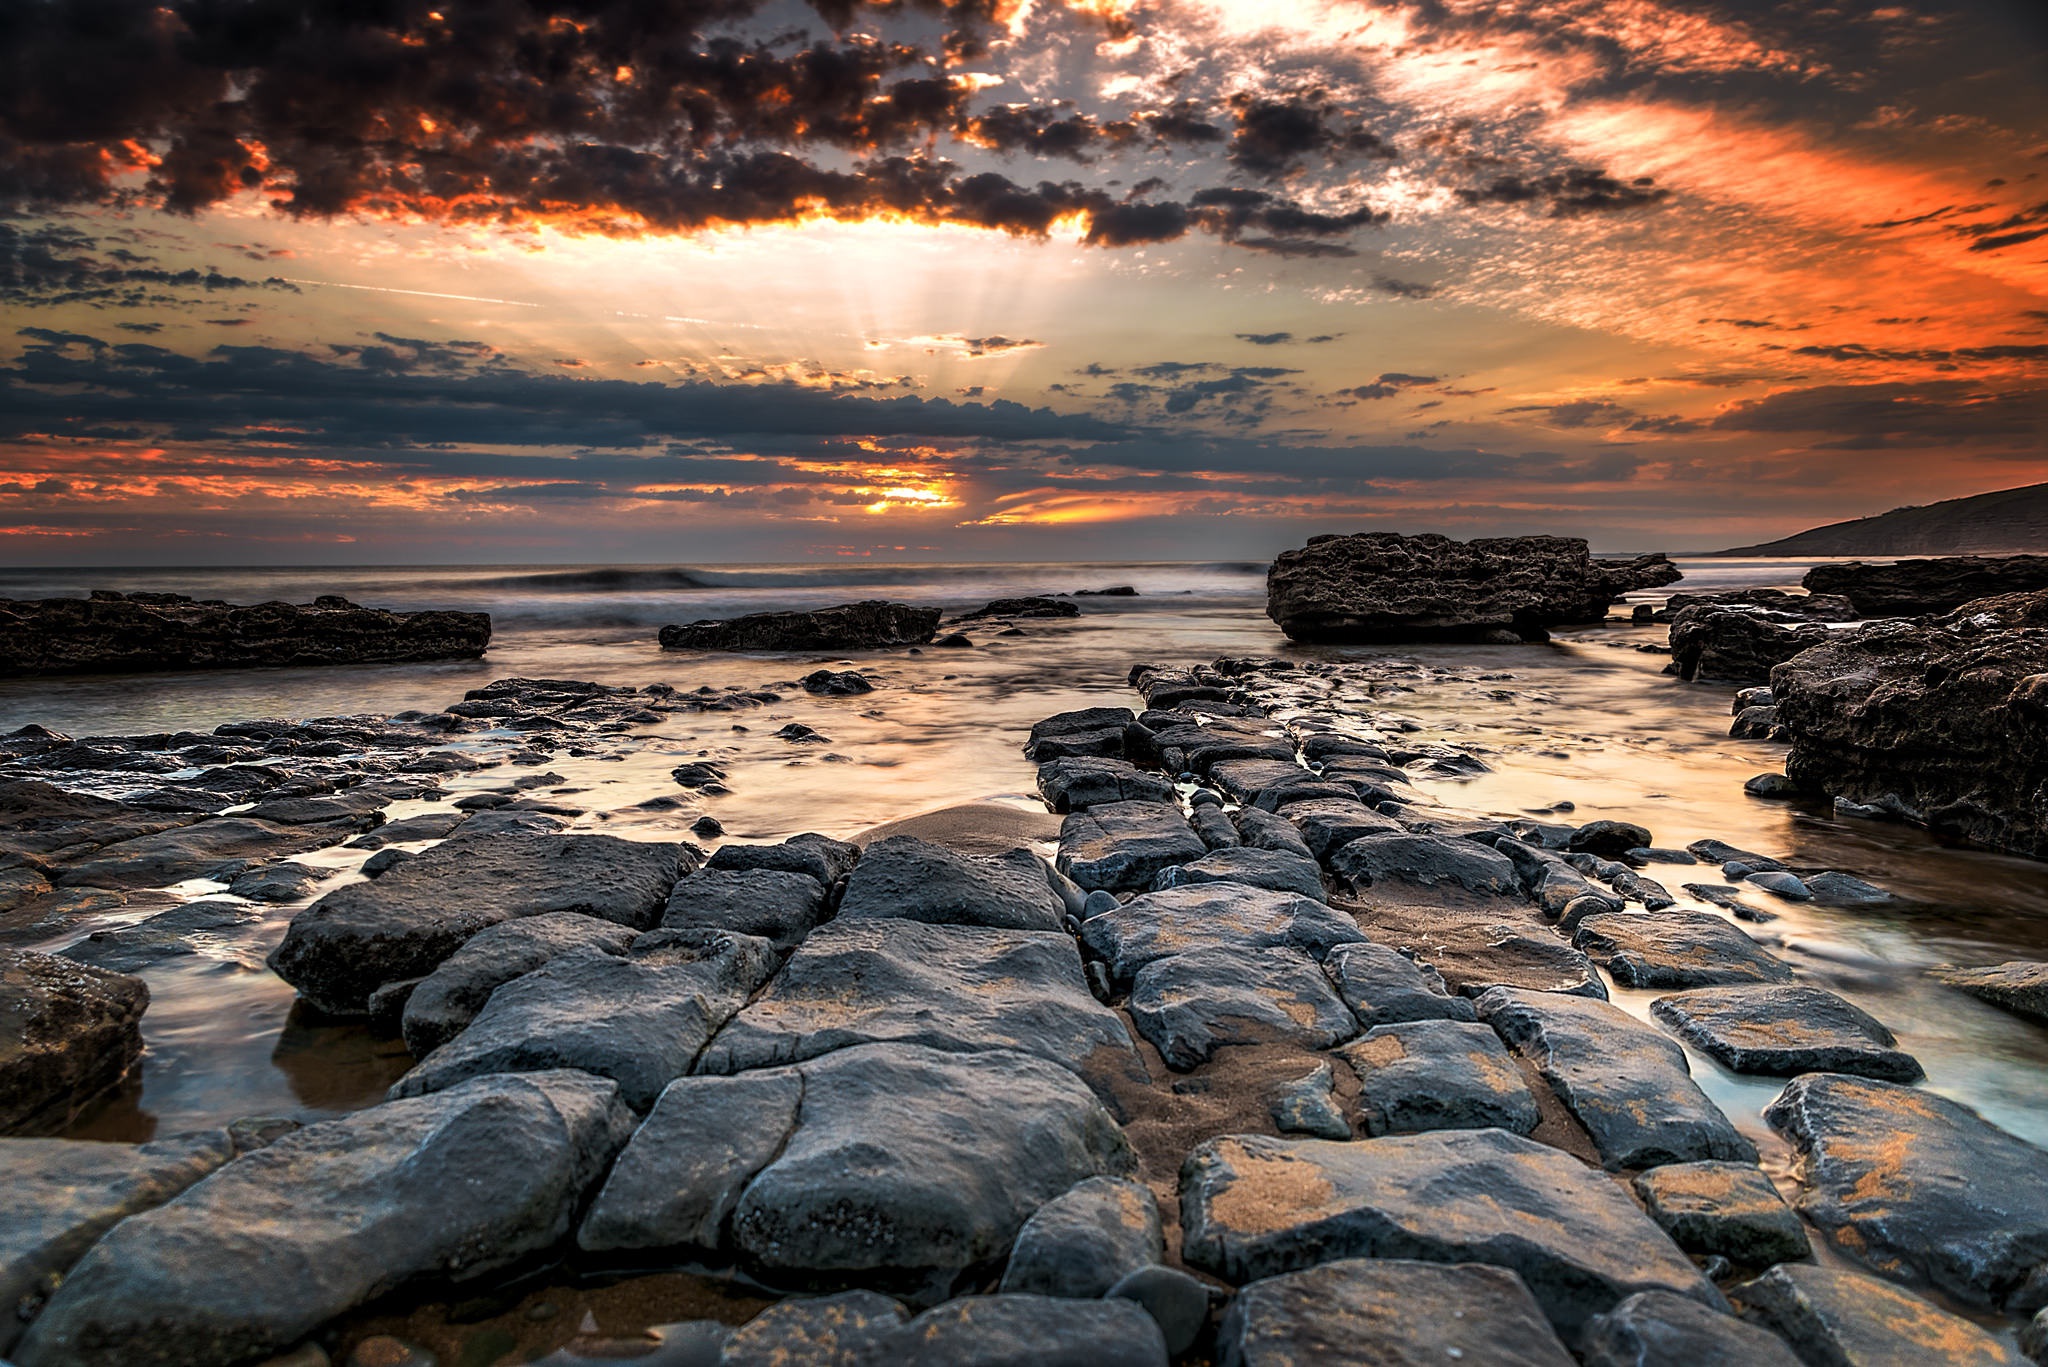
[1, 0, 2044, 564]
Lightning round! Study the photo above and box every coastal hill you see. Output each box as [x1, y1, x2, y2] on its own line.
[1712, 482, 2048, 556]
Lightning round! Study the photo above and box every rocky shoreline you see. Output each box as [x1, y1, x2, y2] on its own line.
[3, 617, 2045, 1365]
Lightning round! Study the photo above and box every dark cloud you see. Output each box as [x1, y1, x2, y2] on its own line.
[1340, 372, 1438, 401]
[1711, 380, 2048, 445]
[1791, 342, 2048, 364]
[1456, 169, 1669, 217]
[1504, 399, 1638, 428]
[0, 222, 299, 307]
[1238, 332, 1295, 346]
[1225, 92, 1398, 178]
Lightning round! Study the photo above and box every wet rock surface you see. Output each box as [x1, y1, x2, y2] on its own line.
[1652, 984, 1924, 1081]
[1129, 945, 1357, 1069]
[1058, 800, 1207, 892]
[1265, 532, 1678, 643]
[1, 949, 149, 1135]
[1932, 959, 2048, 1024]
[1732, 1263, 2026, 1366]
[0, 592, 490, 677]
[658, 600, 941, 652]
[1669, 604, 1831, 684]
[1631, 1160, 1811, 1265]
[1805, 554, 2048, 617]
[1572, 909, 1793, 987]
[1581, 1290, 1804, 1367]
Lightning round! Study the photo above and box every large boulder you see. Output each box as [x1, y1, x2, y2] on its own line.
[268, 832, 691, 1016]
[1218, 1259, 1576, 1366]
[14, 1070, 636, 1367]
[1771, 589, 2048, 857]
[658, 600, 940, 651]
[1804, 555, 2048, 617]
[1179, 1129, 1720, 1334]
[388, 930, 777, 1110]
[1668, 606, 1831, 684]
[1571, 910, 1793, 988]
[1766, 1072, 2048, 1309]
[1, 950, 149, 1136]
[697, 918, 1142, 1090]
[1265, 532, 1679, 644]
[579, 1044, 1134, 1297]
[837, 835, 1064, 931]
[0, 591, 490, 677]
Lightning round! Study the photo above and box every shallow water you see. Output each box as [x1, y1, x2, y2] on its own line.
[4, 556, 2045, 1155]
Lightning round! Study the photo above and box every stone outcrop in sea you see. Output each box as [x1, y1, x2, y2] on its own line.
[1265, 532, 1680, 643]
[1804, 554, 2048, 617]
[658, 599, 942, 651]
[0, 592, 490, 676]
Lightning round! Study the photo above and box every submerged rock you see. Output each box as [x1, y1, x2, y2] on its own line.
[964, 596, 1079, 620]
[56, 816, 350, 891]
[1, 949, 149, 1136]
[1766, 1072, 2048, 1309]
[1931, 960, 2048, 1024]
[1265, 532, 1679, 643]
[658, 600, 940, 651]
[0, 592, 490, 677]
[998, 1176, 1162, 1298]
[1179, 1129, 1720, 1334]
[58, 899, 264, 975]
[270, 832, 690, 1015]
[1731, 1263, 2026, 1366]
[1218, 1258, 1576, 1367]
[15, 1070, 635, 1367]
[1651, 984, 1923, 1081]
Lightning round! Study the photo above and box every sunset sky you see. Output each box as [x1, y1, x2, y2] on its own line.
[2, 0, 2044, 563]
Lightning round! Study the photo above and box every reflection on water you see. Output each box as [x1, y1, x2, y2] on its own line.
[2, 558, 2043, 1151]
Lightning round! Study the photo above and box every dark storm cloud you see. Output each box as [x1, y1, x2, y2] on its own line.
[1711, 380, 2048, 446]
[1225, 93, 1398, 179]
[1455, 169, 1669, 217]
[0, 222, 299, 307]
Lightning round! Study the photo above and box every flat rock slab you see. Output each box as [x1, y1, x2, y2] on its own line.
[1205, 758, 1316, 803]
[1129, 946, 1357, 1070]
[1477, 987, 1756, 1170]
[837, 834, 1063, 931]
[1327, 832, 1520, 897]
[400, 910, 639, 1058]
[1732, 1263, 2026, 1366]
[1651, 984, 1923, 1081]
[706, 832, 860, 888]
[15, 1070, 635, 1367]
[698, 918, 1142, 1092]
[998, 1175, 1162, 1298]
[1766, 1072, 2048, 1309]
[874, 1295, 1167, 1366]
[661, 866, 827, 951]
[1581, 1290, 1803, 1367]
[1283, 799, 1403, 862]
[1218, 1258, 1576, 1367]
[1323, 941, 1478, 1029]
[1079, 883, 1364, 985]
[1336, 1019, 1539, 1138]
[1057, 801, 1206, 893]
[269, 832, 689, 1015]
[580, 1043, 1134, 1297]
[1179, 1129, 1719, 1335]
[1932, 960, 2048, 1024]
[390, 930, 776, 1111]
[1349, 903, 1608, 999]
[58, 899, 265, 974]
[55, 817, 349, 891]
[1233, 806, 1314, 858]
[1, 949, 149, 1137]
[1573, 911, 1793, 988]
[1037, 757, 1176, 812]
[0, 1130, 234, 1354]
[1153, 846, 1326, 900]
[1631, 1160, 1810, 1265]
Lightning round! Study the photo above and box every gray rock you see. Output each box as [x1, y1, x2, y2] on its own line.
[1745, 870, 1812, 900]
[1026, 707, 1136, 762]
[1766, 1073, 2048, 1308]
[56, 817, 349, 891]
[1080, 882, 1364, 985]
[718, 1289, 905, 1364]
[1180, 1129, 1720, 1334]
[581, 1044, 1133, 1296]
[227, 860, 328, 903]
[1232, 805, 1316, 858]
[1271, 1061, 1350, 1140]
[1931, 960, 2048, 1024]
[1573, 911, 1794, 988]
[15, 1070, 635, 1367]
[700, 917, 1140, 1092]
[1652, 985, 1923, 1081]
[1731, 1263, 2025, 1366]
[1745, 773, 1803, 798]
[1206, 758, 1314, 803]
[1337, 1019, 1539, 1138]
[1570, 820, 1654, 857]
[1804, 871, 1894, 906]
[1082, 889, 1119, 918]
[998, 1176, 1162, 1298]
[1152, 846, 1325, 900]
[658, 600, 940, 652]
[1477, 987, 1756, 1169]
[58, 899, 264, 974]
[838, 835, 1064, 931]
[1536, 865, 1622, 917]
[1, 950, 149, 1136]
[1350, 903, 1608, 999]
[346, 809, 467, 849]
[1322, 941, 1478, 1028]
[1189, 804, 1243, 850]
[1037, 758, 1177, 812]
[1580, 1290, 1804, 1367]
[2023, 1307, 2047, 1365]
[1282, 799, 1403, 862]
[1326, 831, 1519, 896]
[389, 930, 776, 1110]
[1107, 1265, 1209, 1359]
[871, 1295, 1168, 1366]
[0, 1130, 235, 1353]
[706, 832, 860, 888]
[1686, 839, 1785, 870]
[1056, 801, 1206, 893]
[270, 832, 690, 1015]
[399, 910, 638, 1057]
[362, 847, 410, 877]
[1632, 1161, 1811, 1265]
[662, 867, 827, 951]
[1218, 1258, 1575, 1367]
[1130, 946, 1357, 1069]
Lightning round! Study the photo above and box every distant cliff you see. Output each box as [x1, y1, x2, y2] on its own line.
[1713, 482, 2048, 557]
